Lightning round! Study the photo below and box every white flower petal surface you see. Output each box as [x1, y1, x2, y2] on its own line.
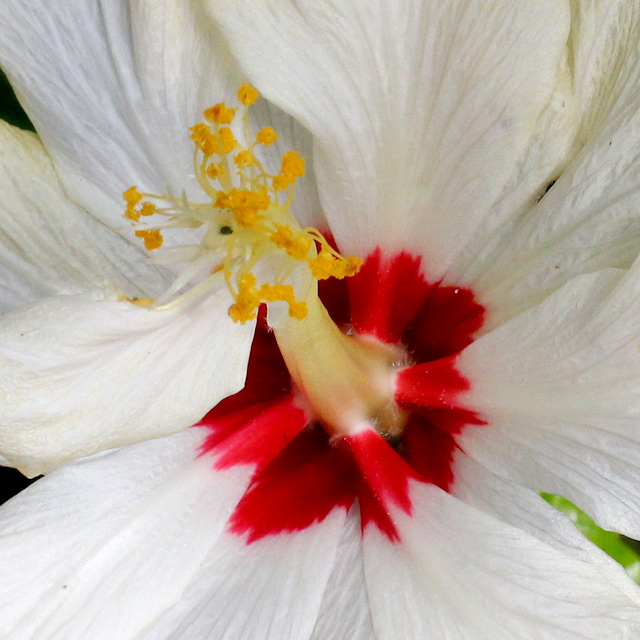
[460, 263, 640, 538]
[0, 0, 233, 223]
[309, 504, 375, 640]
[0, 120, 169, 312]
[0, 0, 322, 242]
[0, 290, 253, 476]
[452, 453, 639, 586]
[465, 2, 640, 325]
[363, 482, 640, 640]
[0, 428, 253, 639]
[207, 0, 569, 277]
[570, 0, 640, 129]
[138, 517, 347, 640]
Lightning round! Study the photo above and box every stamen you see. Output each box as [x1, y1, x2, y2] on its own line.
[134, 229, 163, 251]
[256, 127, 278, 146]
[238, 83, 259, 106]
[123, 84, 362, 323]
[204, 103, 236, 125]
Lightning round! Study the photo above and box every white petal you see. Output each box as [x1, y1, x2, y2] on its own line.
[460, 263, 640, 537]
[0, 120, 169, 311]
[309, 504, 375, 640]
[570, 0, 640, 129]
[0, 0, 322, 243]
[0, 289, 253, 476]
[363, 481, 640, 640]
[448, 64, 577, 289]
[0, 428, 253, 639]
[0, 1, 225, 221]
[466, 2, 640, 325]
[452, 452, 638, 582]
[139, 516, 347, 640]
[207, 0, 569, 276]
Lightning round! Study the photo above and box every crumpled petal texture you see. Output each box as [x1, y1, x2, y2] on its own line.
[0, 291, 253, 476]
[0, 121, 169, 311]
[2, 435, 640, 640]
[0, 0, 324, 247]
[206, 0, 570, 280]
[460, 261, 640, 539]
[0, 0, 326, 474]
[0, 429, 349, 640]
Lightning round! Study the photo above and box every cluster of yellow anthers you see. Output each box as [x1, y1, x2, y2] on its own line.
[123, 84, 362, 324]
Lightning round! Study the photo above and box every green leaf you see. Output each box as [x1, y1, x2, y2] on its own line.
[542, 493, 640, 584]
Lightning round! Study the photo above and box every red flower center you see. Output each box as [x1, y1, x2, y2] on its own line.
[199, 249, 486, 543]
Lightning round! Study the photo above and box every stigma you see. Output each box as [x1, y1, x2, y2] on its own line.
[123, 83, 361, 323]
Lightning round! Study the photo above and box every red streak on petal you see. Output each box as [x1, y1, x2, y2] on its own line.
[318, 270, 351, 328]
[203, 396, 309, 476]
[344, 430, 417, 541]
[410, 285, 485, 362]
[395, 356, 470, 409]
[228, 425, 359, 543]
[401, 414, 459, 491]
[196, 249, 487, 544]
[207, 311, 290, 417]
[414, 407, 487, 435]
[349, 250, 429, 344]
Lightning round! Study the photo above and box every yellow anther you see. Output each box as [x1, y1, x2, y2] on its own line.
[309, 249, 341, 280]
[211, 264, 224, 275]
[235, 208, 259, 228]
[206, 163, 222, 179]
[344, 256, 364, 277]
[256, 127, 278, 146]
[123, 186, 143, 207]
[219, 127, 236, 154]
[270, 224, 294, 249]
[140, 202, 156, 217]
[133, 297, 155, 307]
[234, 150, 254, 167]
[272, 173, 293, 192]
[238, 83, 259, 106]
[271, 225, 313, 259]
[239, 272, 257, 290]
[259, 283, 285, 302]
[229, 273, 261, 323]
[257, 283, 308, 320]
[204, 103, 236, 125]
[135, 229, 163, 251]
[123, 187, 145, 220]
[287, 236, 313, 260]
[288, 300, 308, 319]
[309, 250, 363, 281]
[272, 152, 306, 191]
[215, 188, 270, 214]
[281, 151, 305, 179]
[190, 123, 219, 156]
[119, 295, 155, 307]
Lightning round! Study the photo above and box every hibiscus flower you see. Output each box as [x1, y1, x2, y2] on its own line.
[2, 0, 640, 638]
